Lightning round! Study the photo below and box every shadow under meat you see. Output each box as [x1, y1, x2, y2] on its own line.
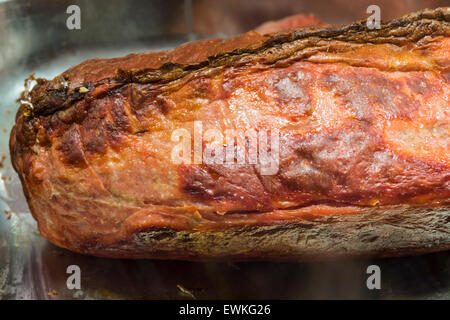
[37, 241, 450, 300]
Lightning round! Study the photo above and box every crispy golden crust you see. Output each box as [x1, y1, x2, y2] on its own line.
[10, 8, 450, 260]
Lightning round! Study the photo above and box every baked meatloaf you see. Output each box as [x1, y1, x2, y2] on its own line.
[10, 8, 450, 260]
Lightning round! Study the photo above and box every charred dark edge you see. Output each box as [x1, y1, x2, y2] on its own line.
[19, 7, 450, 121]
[52, 204, 450, 260]
[121, 7, 450, 84]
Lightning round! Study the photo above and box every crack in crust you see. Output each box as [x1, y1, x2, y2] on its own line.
[15, 7, 450, 122]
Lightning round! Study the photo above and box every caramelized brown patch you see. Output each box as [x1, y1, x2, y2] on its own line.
[58, 125, 87, 167]
[406, 76, 437, 96]
[105, 121, 126, 150]
[321, 69, 419, 121]
[80, 116, 107, 155]
[111, 99, 131, 131]
[188, 77, 215, 98]
[278, 125, 376, 197]
[155, 96, 171, 115]
[179, 164, 272, 212]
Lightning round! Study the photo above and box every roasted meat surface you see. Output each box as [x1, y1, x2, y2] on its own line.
[10, 8, 450, 260]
